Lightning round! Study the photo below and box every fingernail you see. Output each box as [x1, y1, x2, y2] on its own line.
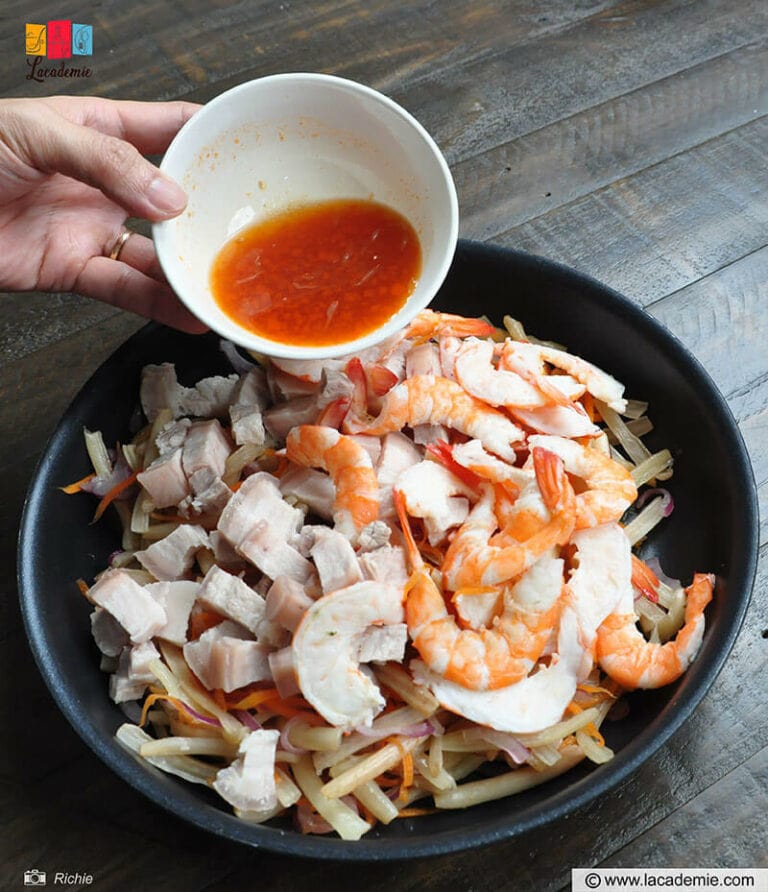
[146, 175, 187, 217]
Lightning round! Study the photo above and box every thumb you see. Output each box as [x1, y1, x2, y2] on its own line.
[23, 106, 188, 220]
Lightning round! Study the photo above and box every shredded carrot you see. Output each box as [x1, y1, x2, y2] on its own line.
[397, 807, 436, 817]
[93, 470, 139, 522]
[577, 683, 616, 698]
[263, 702, 317, 721]
[139, 692, 214, 729]
[213, 689, 227, 710]
[374, 775, 401, 788]
[582, 392, 598, 422]
[565, 701, 584, 716]
[60, 472, 96, 494]
[389, 737, 414, 801]
[187, 608, 226, 641]
[229, 687, 280, 710]
[75, 578, 90, 599]
[583, 723, 605, 747]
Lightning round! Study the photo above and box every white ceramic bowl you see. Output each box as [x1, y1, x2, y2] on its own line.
[153, 73, 459, 359]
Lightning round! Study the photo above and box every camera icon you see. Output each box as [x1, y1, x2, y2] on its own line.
[23, 869, 47, 886]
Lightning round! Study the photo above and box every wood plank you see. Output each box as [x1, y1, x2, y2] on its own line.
[0, 313, 143, 466]
[726, 379, 768, 544]
[645, 248, 768, 542]
[400, 0, 768, 163]
[456, 40, 768, 241]
[0, 294, 119, 369]
[493, 116, 768, 304]
[602, 744, 768, 867]
[0, 0, 620, 100]
[648, 247, 768, 401]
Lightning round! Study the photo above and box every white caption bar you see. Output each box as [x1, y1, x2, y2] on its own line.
[572, 868, 768, 892]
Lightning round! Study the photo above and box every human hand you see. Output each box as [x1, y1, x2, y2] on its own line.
[0, 95, 207, 333]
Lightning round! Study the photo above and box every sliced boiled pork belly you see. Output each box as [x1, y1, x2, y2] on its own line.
[229, 368, 269, 447]
[375, 431, 422, 519]
[155, 418, 191, 455]
[137, 448, 189, 508]
[109, 640, 160, 703]
[307, 526, 363, 594]
[88, 569, 166, 644]
[90, 606, 129, 657]
[279, 466, 335, 520]
[358, 544, 409, 589]
[180, 468, 232, 518]
[183, 621, 272, 692]
[135, 525, 210, 581]
[197, 565, 266, 635]
[356, 624, 408, 663]
[217, 473, 311, 582]
[213, 729, 281, 812]
[140, 363, 239, 422]
[145, 580, 200, 645]
[264, 576, 314, 633]
[181, 419, 231, 479]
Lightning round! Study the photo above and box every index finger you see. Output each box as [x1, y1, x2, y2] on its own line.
[46, 96, 202, 155]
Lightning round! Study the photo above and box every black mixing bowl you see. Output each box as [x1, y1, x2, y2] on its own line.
[17, 241, 758, 860]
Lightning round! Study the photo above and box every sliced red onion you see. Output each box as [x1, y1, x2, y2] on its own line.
[296, 795, 359, 834]
[397, 721, 438, 739]
[295, 795, 359, 834]
[232, 709, 261, 731]
[645, 556, 682, 591]
[478, 729, 530, 764]
[458, 726, 530, 763]
[296, 800, 334, 835]
[80, 449, 135, 499]
[353, 716, 440, 740]
[108, 549, 125, 566]
[279, 715, 308, 755]
[352, 724, 387, 739]
[427, 715, 445, 736]
[635, 487, 674, 517]
[220, 339, 257, 374]
[179, 702, 222, 728]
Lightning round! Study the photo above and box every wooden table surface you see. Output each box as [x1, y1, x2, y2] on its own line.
[2, 1, 766, 889]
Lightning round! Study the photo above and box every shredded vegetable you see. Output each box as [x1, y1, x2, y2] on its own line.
[72, 311, 713, 838]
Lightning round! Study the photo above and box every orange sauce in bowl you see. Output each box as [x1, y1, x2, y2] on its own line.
[210, 198, 422, 347]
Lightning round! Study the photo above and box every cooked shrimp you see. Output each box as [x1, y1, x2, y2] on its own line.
[446, 438, 568, 541]
[343, 374, 525, 461]
[285, 425, 379, 539]
[411, 602, 586, 733]
[597, 572, 714, 689]
[395, 491, 564, 691]
[395, 460, 475, 545]
[489, 340, 599, 437]
[441, 447, 576, 590]
[564, 523, 633, 679]
[292, 580, 405, 728]
[527, 434, 637, 528]
[453, 337, 548, 409]
[503, 341, 627, 412]
[404, 309, 497, 342]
